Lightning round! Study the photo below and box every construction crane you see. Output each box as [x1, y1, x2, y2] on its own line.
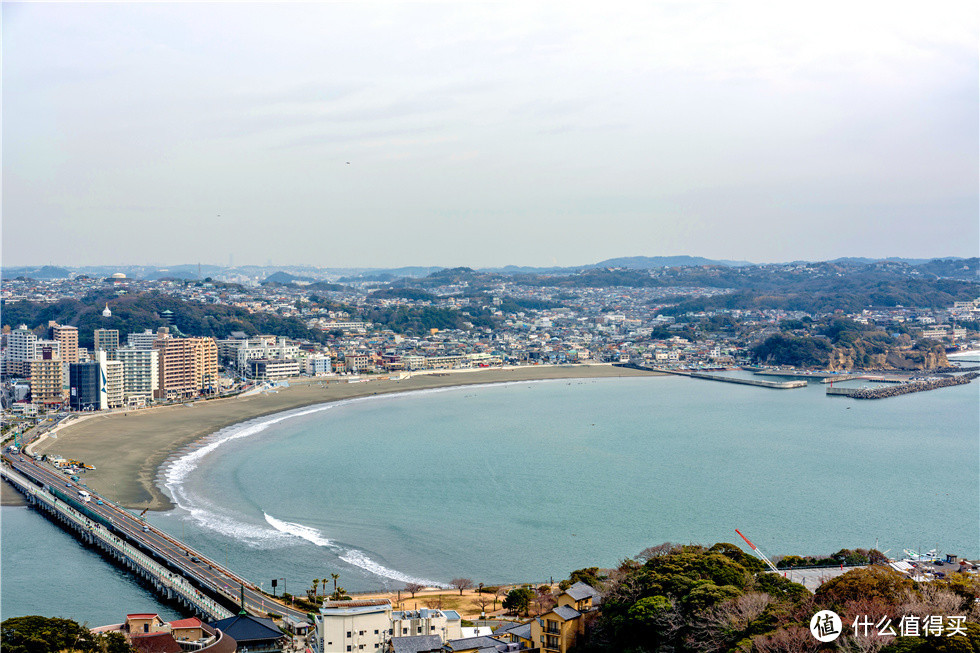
[736, 529, 781, 574]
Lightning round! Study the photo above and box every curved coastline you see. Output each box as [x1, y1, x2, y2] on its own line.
[35, 364, 658, 511]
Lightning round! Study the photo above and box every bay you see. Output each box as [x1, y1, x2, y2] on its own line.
[152, 376, 979, 594]
[3, 375, 977, 621]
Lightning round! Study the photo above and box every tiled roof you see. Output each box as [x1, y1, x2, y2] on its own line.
[209, 615, 283, 643]
[168, 618, 202, 629]
[563, 581, 599, 601]
[391, 634, 444, 653]
[552, 605, 582, 620]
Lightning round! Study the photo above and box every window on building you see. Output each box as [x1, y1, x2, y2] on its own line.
[347, 631, 352, 638]
[359, 631, 364, 636]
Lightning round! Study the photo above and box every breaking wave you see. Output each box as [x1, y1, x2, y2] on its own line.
[263, 513, 444, 587]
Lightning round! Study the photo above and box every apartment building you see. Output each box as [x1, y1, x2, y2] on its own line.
[49, 322, 79, 365]
[236, 337, 299, 373]
[391, 609, 462, 642]
[247, 358, 300, 381]
[153, 335, 218, 400]
[30, 353, 65, 405]
[127, 329, 162, 350]
[305, 353, 333, 376]
[315, 599, 393, 653]
[94, 328, 120, 359]
[105, 359, 124, 408]
[69, 359, 106, 411]
[117, 347, 160, 400]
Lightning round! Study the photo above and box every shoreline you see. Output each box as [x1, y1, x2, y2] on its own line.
[33, 365, 659, 511]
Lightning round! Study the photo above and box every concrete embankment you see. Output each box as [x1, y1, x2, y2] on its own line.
[827, 373, 978, 399]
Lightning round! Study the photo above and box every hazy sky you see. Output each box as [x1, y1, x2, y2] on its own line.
[3, 2, 977, 268]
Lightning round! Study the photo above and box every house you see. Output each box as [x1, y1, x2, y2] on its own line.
[209, 613, 287, 652]
[528, 582, 600, 653]
[491, 622, 532, 649]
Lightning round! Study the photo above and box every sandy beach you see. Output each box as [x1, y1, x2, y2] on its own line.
[29, 365, 657, 511]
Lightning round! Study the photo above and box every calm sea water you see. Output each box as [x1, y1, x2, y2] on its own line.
[0, 505, 182, 623]
[4, 375, 978, 621]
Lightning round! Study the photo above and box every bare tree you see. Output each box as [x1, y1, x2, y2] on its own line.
[449, 578, 473, 595]
[405, 582, 425, 599]
[753, 626, 822, 653]
[493, 586, 507, 611]
[475, 583, 492, 615]
[635, 542, 679, 562]
[534, 585, 556, 615]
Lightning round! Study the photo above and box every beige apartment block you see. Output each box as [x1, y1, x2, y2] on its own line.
[105, 359, 124, 408]
[49, 323, 79, 364]
[30, 356, 65, 405]
[153, 336, 218, 400]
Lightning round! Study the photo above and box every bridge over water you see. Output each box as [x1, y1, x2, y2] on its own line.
[1, 454, 310, 625]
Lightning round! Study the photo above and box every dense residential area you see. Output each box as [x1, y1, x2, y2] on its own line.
[1, 258, 978, 421]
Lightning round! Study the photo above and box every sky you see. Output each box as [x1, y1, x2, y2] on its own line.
[2, 1, 978, 269]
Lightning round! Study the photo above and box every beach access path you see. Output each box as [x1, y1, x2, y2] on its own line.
[28, 364, 658, 511]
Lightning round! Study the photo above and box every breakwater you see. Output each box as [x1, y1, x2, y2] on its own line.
[687, 371, 807, 389]
[827, 373, 978, 399]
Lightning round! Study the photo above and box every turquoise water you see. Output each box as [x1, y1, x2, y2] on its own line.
[153, 376, 978, 593]
[0, 505, 182, 623]
[4, 375, 978, 622]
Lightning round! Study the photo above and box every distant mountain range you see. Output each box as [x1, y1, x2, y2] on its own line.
[2, 256, 973, 282]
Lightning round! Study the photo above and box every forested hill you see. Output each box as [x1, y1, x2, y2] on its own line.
[0, 292, 327, 349]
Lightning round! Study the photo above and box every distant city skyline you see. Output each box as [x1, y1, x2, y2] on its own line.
[3, 2, 977, 268]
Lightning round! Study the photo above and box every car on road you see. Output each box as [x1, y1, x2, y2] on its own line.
[190, 556, 201, 563]
[96, 500, 104, 505]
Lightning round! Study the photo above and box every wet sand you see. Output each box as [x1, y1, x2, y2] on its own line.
[31, 365, 657, 511]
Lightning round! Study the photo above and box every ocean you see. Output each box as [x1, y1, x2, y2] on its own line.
[3, 374, 978, 622]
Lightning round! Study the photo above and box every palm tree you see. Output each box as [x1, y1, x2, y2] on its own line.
[312, 578, 320, 599]
[331, 573, 340, 593]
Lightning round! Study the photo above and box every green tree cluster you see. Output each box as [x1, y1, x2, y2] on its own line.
[2, 616, 132, 653]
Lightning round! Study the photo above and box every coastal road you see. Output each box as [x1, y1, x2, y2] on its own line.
[2, 452, 310, 624]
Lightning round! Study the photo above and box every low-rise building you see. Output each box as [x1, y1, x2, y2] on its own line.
[391, 609, 462, 642]
[315, 599, 393, 653]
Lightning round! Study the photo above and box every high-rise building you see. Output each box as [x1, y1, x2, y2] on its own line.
[118, 347, 160, 401]
[105, 359, 124, 408]
[4, 325, 38, 377]
[49, 322, 78, 364]
[69, 353, 107, 411]
[94, 329, 120, 360]
[30, 350, 65, 406]
[153, 336, 218, 400]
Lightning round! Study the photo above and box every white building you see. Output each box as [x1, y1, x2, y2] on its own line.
[4, 325, 38, 376]
[105, 359, 124, 408]
[236, 337, 300, 373]
[315, 599, 393, 653]
[391, 609, 462, 642]
[247, 358, 300, 380]
[305, 353, 333, 376]
[127, 329, 160, 350]
[117, 347, 160, 400]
